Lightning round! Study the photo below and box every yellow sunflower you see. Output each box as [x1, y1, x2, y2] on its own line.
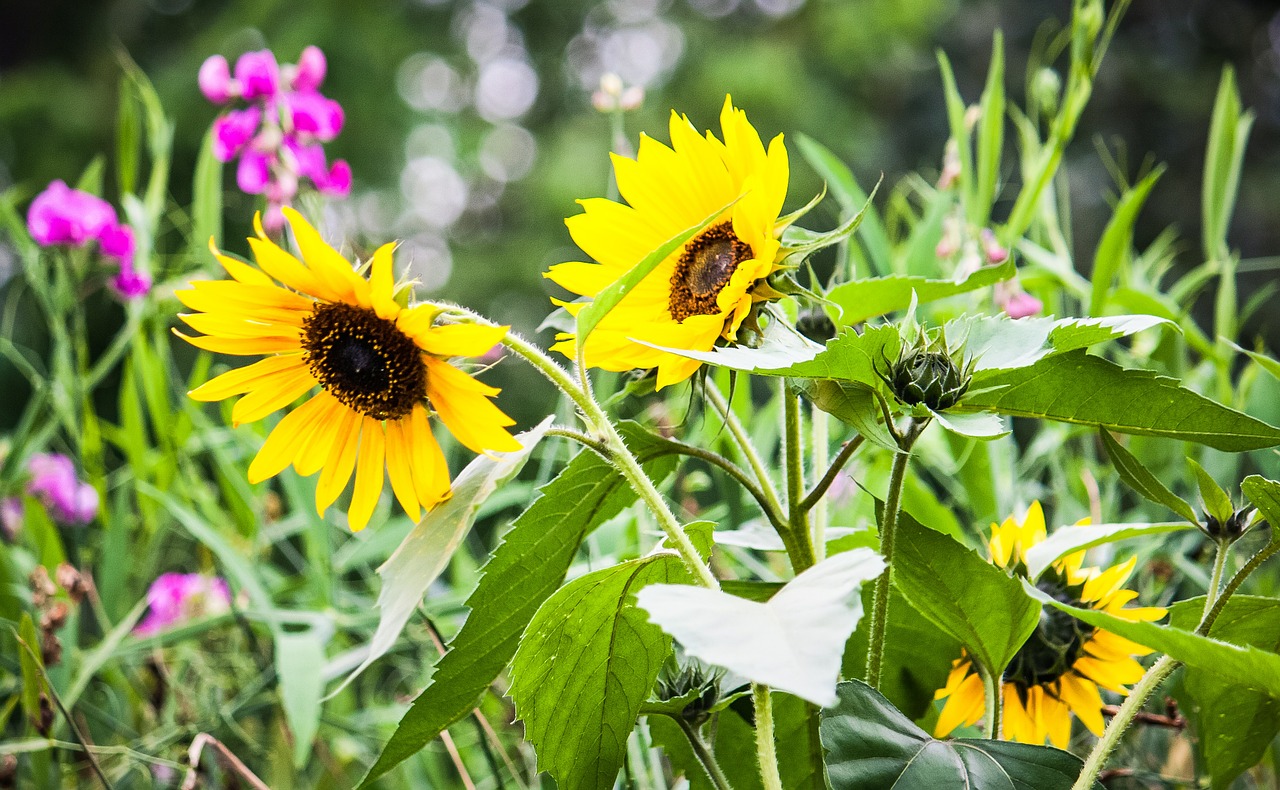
[175, 207, 519, 532]
[933, 502, 1167, 746]
[544, 95, 789, 389]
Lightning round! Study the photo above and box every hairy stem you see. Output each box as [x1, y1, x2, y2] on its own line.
[865, 418, 926, 690]
[1204, 538, 1231, 612]
[1199, 539, 1280, 635]
[810, 405, 830, 562]
[705, 381, 786, 521]
[655, 435, 786, 534]
[783, 382, 815, 573]
[752, 684, 784, 790]
[675, 717, 734, 790]
[979, 663, 1003, 740]
[1070, 655, 1177, 790]
[798, 435, 865, 513]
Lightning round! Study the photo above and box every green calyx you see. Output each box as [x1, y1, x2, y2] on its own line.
[653, 654, 723, 726]
[883, 335, 973, 411]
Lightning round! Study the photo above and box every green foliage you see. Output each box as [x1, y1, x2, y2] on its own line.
[820, 680, 1100, 789]
[1100, 429, 1200, 524]
[1022, 520, 1194, 581]
[892, 517, 1038, 679]
[510, 554, 687, 790]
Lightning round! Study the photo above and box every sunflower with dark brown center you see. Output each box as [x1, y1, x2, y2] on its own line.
[933, 502, 1167, 746]
[544, 96, 789, 389]
[175, 207, 519, 532]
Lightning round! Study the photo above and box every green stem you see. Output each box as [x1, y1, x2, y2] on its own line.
[498, 324, 718, 590]
[810, 405, 830, 562]
[675, 717, 734, 790]
[1070, 655, 1177, 790]
[798, 436, 865, 513]
[752, 684, 783, 790]
[705, 381, 786, 521]
[979, 663, 1003, 740]
[783, 381, 815, 573]
[656, 436, 786, 534]
[865, 418, 926, 691]
[1198, 538, 1280, 635]
[1205, 538, 1230, 612]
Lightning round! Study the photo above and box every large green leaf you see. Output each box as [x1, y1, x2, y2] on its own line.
[795, 379, 897, 452]
[962, 350, 1280, 451]
[358, 429, 671, 787]
[958, 313, 1169, 374]
[637, 549, 885, 707]
[334, 418, 550, 695]
[1241, 475, 1280, 539]
[1171, 595, 1280, 790]
[774, 692, 827, 790]
[510, 554, 686, 790]
[825, 260, 1015, 327]
[1022, 521, 1194, 581]
[820, 680, 1098, 789]
[893, 517, 1038, 678]
[1030, 587, 1280, 697]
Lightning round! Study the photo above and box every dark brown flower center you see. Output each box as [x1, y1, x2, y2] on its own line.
[1004, 577, 1096, 693]
[667, 222, 752, 322]
[301, 302, 426, 420]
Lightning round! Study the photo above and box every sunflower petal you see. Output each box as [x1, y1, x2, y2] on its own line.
[384, 418, 421, 521]
[247, 394, 332, 484]
[316, 407, 361, 516]
[369, 242, 400, 320]
[230, 364, 318, 425]
[281, 206, 370, 307]
[409, 404, 451, 506]
[189, 355, 306, 401]
[415, 323, 508, 358]
[426, 358, 519, 454]
[347, 417, 386, 532]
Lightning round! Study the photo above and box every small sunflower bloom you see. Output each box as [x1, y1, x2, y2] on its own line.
[176, 207, 519, 532]
[933, 502, 1166, 747]
[544, 96, 789, 389]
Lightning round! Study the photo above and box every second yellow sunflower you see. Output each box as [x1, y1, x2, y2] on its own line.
[545, 95, 789, 389]
[176, 207, 519, 532]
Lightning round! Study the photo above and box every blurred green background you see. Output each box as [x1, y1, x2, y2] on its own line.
[2, 0, 1279, 429]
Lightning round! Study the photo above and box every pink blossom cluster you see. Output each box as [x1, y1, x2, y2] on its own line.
[199, 46, 351, 233]
[135, 573, 232, 635]
[25, 453, 99, 526]
[27, 181, 150, 299]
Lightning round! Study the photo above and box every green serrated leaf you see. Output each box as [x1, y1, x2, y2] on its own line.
[637, 549, 885, 706]
[893, 517, 1038, 678]
[358, 427, 673, 787]
[576, 196, 738, 346]
[955, 313, 1169, 374]
[333, 418, 550, 696]
[511, 554, 686, 790]
[1187, 457, 1234, 525]
[1170, 595, 1280, 790]
[1028, 586, 1280, 697]
[795, 379, 897, 452]
[962, 350, 1280, 451]
[1241, 475, 1280, 540]
[820, 680, 1100, 790]
[826, 260, 1015, 328]
[931, 409, 1008, 440]
[774, 692, 827, 790]
[1023, 521, 1194, 581]
[1099, 430, 1200, 524]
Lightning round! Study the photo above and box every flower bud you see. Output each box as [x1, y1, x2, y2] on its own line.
[653, 654, 722, 726]
[796, 309, 836, 343]
[1032, 67, 1061, 116]
[198, 54, 236, 103]
[291, 45, 327, 92]
[234, 49, 280, 101]
[886, 339, 972, 411]
[1201, 506, 1256, 542]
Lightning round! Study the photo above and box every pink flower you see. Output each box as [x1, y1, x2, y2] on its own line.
[134, 573, 232, 635]
[26, 453, 98, 525]
[290, 46, 327, 92]
[97, 223, 135, 267]
[1, 498, 21, 542]
[27, 181, 118, 247]
[112, 266, 152, 300]
[234, 50, 280, 101]
[262, 203, 288, 236]
[319, 160, 352, 196]
[1002, 290, 1043, 319]
[198, 55, 236, 104]
[236, 149, 273, 194]
[286, 90, 344, 141]
[980, 228, 1009, 264]
[211, 107, 262, 162]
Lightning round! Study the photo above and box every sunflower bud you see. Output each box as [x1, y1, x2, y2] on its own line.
[796, 309, 836, 343]
[1201, 506, 1256, 542]
[653, 654, 722, 726]
[885, 338, 972, 411]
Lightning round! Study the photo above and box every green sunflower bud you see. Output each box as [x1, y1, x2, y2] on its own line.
[1201, 506, 1257, 542]
[796, 309, 836, 343]
[653, 653, 722, 725]
[885, 338, 972, 411]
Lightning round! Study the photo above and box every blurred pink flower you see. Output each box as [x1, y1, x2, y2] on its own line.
[234, 50, 280, 101]
[211, 107, 262, 162]
[28, 181, 117, 246]
[290, 45, 327, 92]
[112, 266, 152, 300]
[198, 54, 236, 104]
[134, 573, 232, 635]
[1002, 291, 1043, 319]
[980, 228, 1009, 264]
[97, 223, 135, 267]
[1, 498, 21, 542]
[236, 149, 273, 194]
[26, 453, 98, 525]
[287, 91, 344, 141]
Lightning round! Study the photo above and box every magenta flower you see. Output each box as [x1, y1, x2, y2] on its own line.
[1002, 290, 1044, 319]
[198, 54, 235, 104]
[234, 50, 280, 101]
[290, 46, 327, 92]
[134, 573, 232, 636]
[28, 181, 117, 247]
[211, 107, 262, 162]
[26, 453, 98, 526]
[112, 266, 152, 300]
[97, 223, 135, 267]
[286, 91, 344, 141]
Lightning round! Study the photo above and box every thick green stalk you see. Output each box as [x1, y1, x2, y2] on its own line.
[1205, 538, 1230, 611]
[783, 382, 815, 573]
[979, 663, 1003, 740]
[1070, 655, 1177, 790]
[810, 405, 830, 562]
[499, 325, 718, 589]
[752, 684, 783, 790]
[675, 718, 734, 790]
[865, 419, 926, 690]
